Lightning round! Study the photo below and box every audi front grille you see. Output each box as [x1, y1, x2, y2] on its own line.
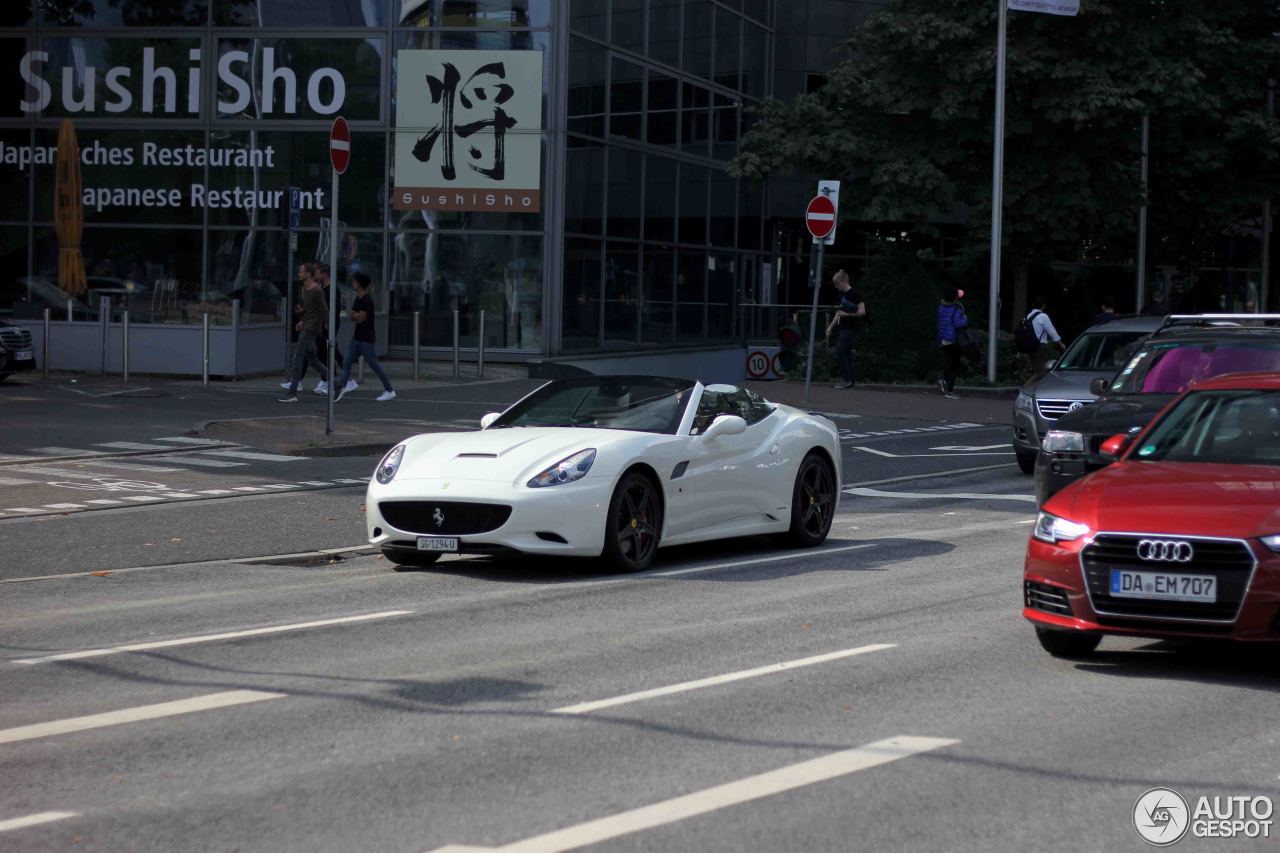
[1080, 533, 1257, 625]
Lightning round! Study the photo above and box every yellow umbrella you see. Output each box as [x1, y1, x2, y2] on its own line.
[55, 118, 86, 297]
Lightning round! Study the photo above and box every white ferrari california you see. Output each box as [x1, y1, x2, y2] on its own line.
[365, 376, 842, 571]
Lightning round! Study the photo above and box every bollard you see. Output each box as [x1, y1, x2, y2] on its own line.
[202, 312, 210, 385]
[452, 309, 460, 380]
[66, 298, 72, 322]
[477, 310, 485, 379]
[43, 308, 50, 380]
[122, 309, 130, 383]
[358, 355, 365, 384]
[100, 296, 110, 375]
[412, 310, 420, 382]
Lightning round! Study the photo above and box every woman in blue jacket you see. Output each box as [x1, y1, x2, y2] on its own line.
[936, 287, 967, 398]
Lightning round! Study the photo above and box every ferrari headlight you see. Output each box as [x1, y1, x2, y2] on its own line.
[528, 449, 596, 488]
[375, 444, 405, 485]
[1032, 511, 1091, 544]
[1041, 430, 1084, 454]
[1262, 534, 1280, 553]
[1015, 391, 1035, 413]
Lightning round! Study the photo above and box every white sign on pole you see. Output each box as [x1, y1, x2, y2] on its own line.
[816, 180, 840, 246]
[1008, 0, 1079, 16]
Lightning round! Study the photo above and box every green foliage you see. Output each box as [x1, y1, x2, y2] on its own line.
[733, 1, 1280, 273]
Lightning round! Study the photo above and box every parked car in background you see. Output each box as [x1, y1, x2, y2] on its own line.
[1034, 315, 1280, 504]
[1011, 315, 1163, 473]
[1024, 372, 1280, 657]
[0, 316, 36, 381]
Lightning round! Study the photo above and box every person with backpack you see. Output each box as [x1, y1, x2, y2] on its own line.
[1016, 297, 1062, 378]
[936, 287, 967, 398]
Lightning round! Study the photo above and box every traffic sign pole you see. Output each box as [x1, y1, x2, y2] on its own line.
[326, 118, 350, 439]
[803, 240, 825, 405]
[801, 188, 838, 405]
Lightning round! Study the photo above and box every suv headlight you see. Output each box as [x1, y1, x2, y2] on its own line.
[1032, 511, 1091, 544]
[528, 449, 596, 488]
[1262, 534, 1280, 553]
[375, 444, 405, 484]
[1015, 391, 1034, 413]
[1042, 430, 1085, 453]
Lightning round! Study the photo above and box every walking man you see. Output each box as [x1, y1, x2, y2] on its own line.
[335, 273, 396, 402]
[1025, 297, 1063, 378]
[936, 287, 966, 399]
[314, 262, 343, 395]
[277, 265, 330, 403]
[824, 269, 865, 390]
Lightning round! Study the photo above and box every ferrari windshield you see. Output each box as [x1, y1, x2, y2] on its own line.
[1056, 331, 1147, 371]
[1134, 390, 1280, 466]
[1107, 340, 1280, 394]
[489, 377, 695, 434]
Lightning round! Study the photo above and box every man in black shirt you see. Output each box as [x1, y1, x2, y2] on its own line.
[823, 269, 865, 389]
[335, 272, 396, 402]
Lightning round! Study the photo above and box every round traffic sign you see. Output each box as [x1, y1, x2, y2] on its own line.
[746, 350, 770, 379]
[805, 195, 836, 240]
[329, 116, 350, 175]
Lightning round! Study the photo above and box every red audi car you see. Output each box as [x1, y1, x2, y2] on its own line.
[1024, 372, 1280, 657]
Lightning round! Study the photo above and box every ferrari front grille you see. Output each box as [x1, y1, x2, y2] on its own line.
[378, 501, 512, 536]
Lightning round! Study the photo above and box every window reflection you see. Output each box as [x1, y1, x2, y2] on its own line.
[40, 0, 206, 26]
[565, 137, 604, 235]
[217, 0, 386, 27]
[398, 0, 550, 28]
[603, 241, 639, 347]
[563, 237, 602, 351]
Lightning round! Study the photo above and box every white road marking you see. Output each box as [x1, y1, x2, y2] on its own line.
[0, 690, 285, 745]
[162, 493, 200, 499]
[259, 483, 299, 489]
[648, 543, 876, 578]
[197, 449, 303, 463]
[335, 477, 370, 484]
[77, 460, 182, 473]
[850, 446, 1012, 459]
[85, 499, 125, 505]
[232, 486, 264, 492]
[152, 437, 228, 445]
[0, 476, 37, 486]
[95, 441, 172, 451]
[121, 495, 164, 502]
[0, 812, 79, 833]
[42, 503, 86, 510]
[552, 644, 896, 715]
[17, 467, 105, 479]
[426, 736, 959, 853]
[12, 611, 415, 665]
[3, 507, 45, 514]
[197, 489, 236, 495]
[32, 446, 105, 456]
[930, 444, 1009, 452]
[847, 487, 1036, 503]
[299, 481, 334, 486]
[149, 456, 245, 468]
[846, 463, 1014, 488]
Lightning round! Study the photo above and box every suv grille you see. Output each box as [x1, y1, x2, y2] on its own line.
[1035, 399, 1089, 421]
[1081, 534, 1256, 623]
[1024, 580, 1072, 616]
[0, 327, 32, 351]
[377, 500, 511, 536]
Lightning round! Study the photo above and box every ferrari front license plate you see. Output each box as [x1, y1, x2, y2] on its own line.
[417, 536, 458, 552]
[1110, 569, 1216, 603]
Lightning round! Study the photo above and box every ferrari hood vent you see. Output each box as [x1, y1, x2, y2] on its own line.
[456, 453, 498, 459]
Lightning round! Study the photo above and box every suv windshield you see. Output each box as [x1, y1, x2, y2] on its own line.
[1135, 390, 1280, 465]
[1107, 340, 1280, 394]
[1056, 331, 1148, 371]
[489, 377, 694, 434]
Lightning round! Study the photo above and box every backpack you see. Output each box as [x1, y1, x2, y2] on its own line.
[1014, 310, 1043, 354]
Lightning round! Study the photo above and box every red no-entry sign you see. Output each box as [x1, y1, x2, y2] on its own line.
[805, 195, 836, 240]
[329, 117, 350, 175]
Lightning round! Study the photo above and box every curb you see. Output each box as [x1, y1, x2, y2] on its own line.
[852, 383, 1019, 400]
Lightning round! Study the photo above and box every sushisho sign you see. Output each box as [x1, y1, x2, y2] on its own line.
[393, 50, 543, 213]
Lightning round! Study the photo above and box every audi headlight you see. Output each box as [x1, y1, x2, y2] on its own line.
[1262, 534, 1280, 553]
[1041, 430, 1084, 454]
[375, 444, 405, 485]
[1032, 511, 1091, 544]
[1015, 391, 1034, 413]
[528, 449, 596, 488]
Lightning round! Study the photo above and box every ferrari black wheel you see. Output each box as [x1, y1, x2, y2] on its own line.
[787, 453, 836, 547]
[603, 471, 662, 571]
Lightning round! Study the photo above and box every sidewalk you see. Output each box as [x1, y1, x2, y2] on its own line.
[746, 379, 1012, 424]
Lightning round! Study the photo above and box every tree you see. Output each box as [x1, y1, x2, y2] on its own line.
[732, 0, 1280, 321]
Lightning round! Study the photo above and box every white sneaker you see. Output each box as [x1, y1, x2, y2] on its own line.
[376, 390, 396, 402]
[343, 379, 358, 393]
[313, 381, 328, 395]
[280, 381, 291, 390]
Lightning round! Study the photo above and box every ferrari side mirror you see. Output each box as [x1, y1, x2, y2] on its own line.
[480, 412, 501, 429]
[701, 415, 747, 441]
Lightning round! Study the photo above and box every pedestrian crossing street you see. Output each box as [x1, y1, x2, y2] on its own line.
[0, 436, 373, 519]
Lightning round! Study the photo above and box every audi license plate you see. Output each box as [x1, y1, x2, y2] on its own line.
[1110, 569, 1215, 603]
[14, 350, 32, 360]
[416, 536, 458, 552]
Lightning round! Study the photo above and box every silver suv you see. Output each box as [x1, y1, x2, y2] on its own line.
[1010, 315, 1163, 473]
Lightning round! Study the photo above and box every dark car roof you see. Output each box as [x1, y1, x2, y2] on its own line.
[1144, 324, 1280, 344]
[1189, 372, 1280, 392]
[1081, 315, 1165, 334]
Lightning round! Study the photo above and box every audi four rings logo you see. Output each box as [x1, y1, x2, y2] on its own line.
[1137, 539, 1194, 562]
[433, 508, 445, 528]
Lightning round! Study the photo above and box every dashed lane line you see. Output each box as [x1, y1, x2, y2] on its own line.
[846, 487, 1036, 504]
[552, 643, 896, 715]
[12, 610, 415, 665]
[426, 736, 960, 853]
[0, 690, 286, 745]
[0, 812, 79, 834]
[647, 543, 877, 578]
[197, 449, 305, 463]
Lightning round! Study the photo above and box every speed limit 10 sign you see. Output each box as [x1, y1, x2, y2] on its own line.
[747, 350, 771, 379]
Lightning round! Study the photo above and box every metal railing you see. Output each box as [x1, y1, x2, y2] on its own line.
[741, 303, 838, 345]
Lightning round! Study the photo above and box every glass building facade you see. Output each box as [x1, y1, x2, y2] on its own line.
[0, 0, 792, 365]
